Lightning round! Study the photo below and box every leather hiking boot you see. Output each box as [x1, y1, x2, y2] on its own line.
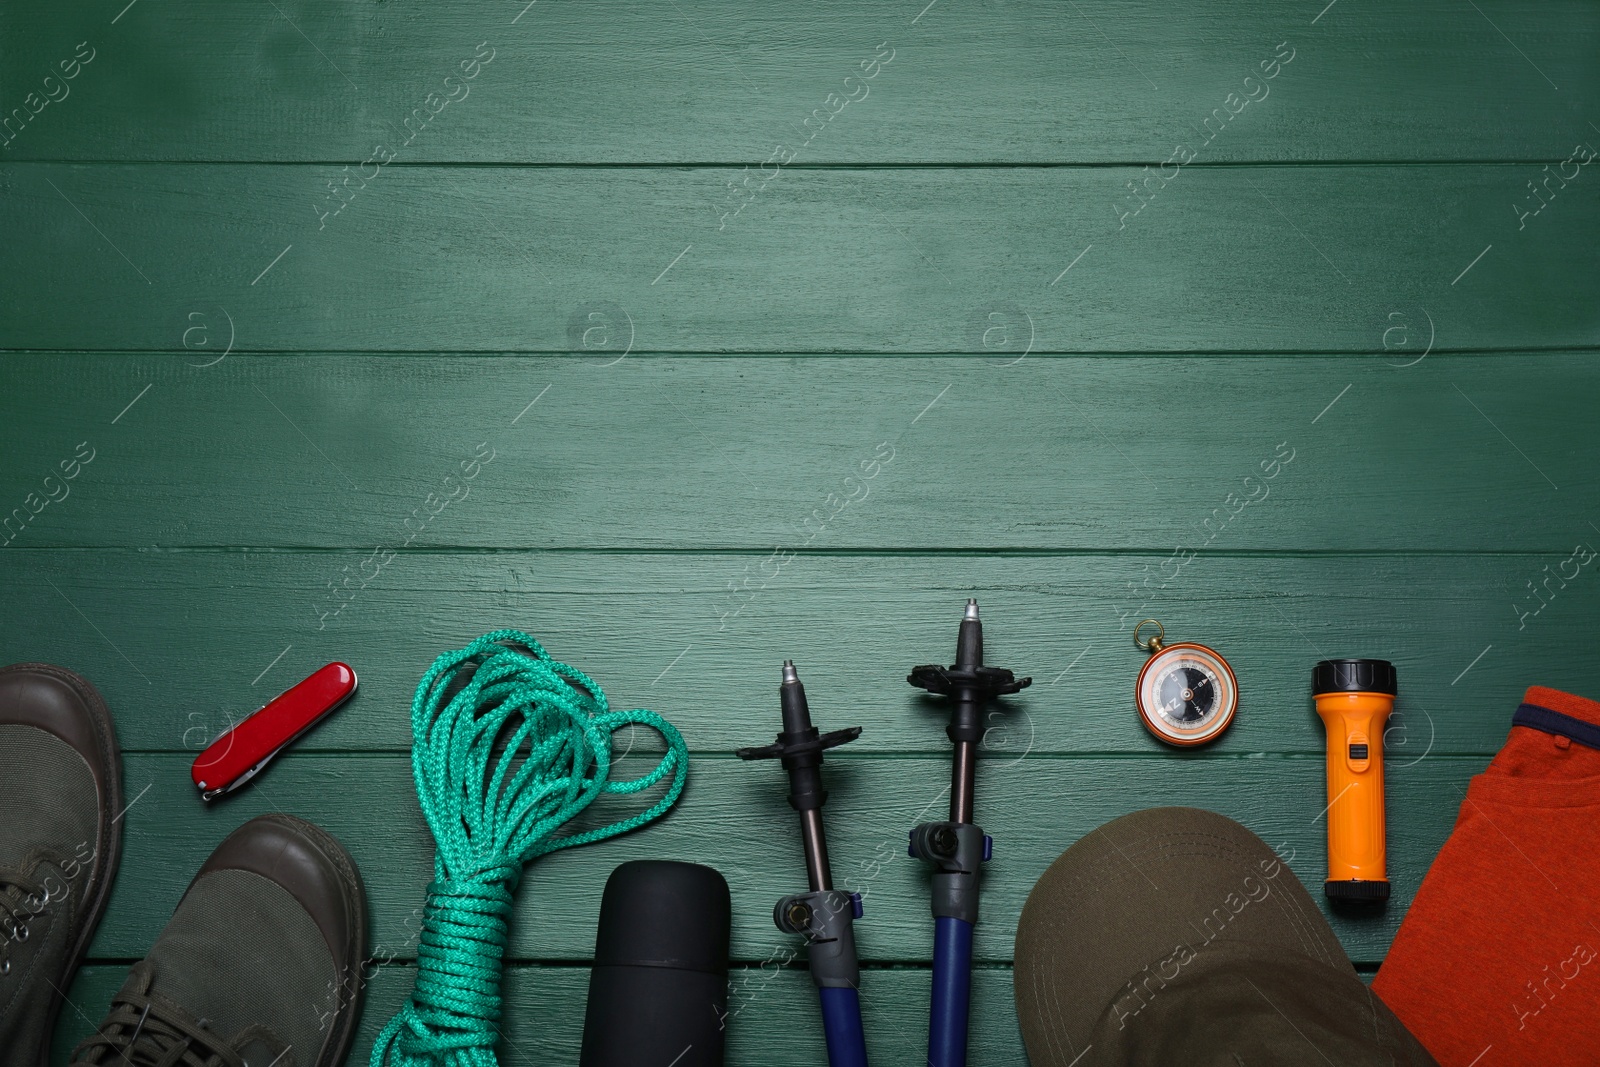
[71, 814, 367, 1067]
[0, 663, 124, 1067]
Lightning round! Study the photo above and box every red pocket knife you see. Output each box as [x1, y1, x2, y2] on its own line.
[192, 662, 357, 800]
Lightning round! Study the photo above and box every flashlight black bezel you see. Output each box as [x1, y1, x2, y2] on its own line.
[1312, 658, 1397, 696]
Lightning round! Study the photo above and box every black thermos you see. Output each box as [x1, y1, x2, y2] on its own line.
[579, 860, 732, 1067]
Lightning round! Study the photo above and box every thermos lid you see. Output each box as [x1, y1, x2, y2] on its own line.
[591, 860, 731, 977]
[1312, 659, 1397, 696]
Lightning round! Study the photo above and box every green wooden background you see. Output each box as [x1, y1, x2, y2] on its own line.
[3, 1, 1598, 1063]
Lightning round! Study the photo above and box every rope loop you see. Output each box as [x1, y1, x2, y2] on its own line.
[371, 631, 691, 1067]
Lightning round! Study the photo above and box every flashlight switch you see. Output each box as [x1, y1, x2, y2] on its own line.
[1346, 733, 1371, 772]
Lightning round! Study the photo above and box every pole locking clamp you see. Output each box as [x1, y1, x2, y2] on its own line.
[774, 889, 863, 989]
[909, 822, 991, 925]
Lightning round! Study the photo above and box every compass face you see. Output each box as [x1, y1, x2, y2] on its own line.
[1136, 642, 1238, 746]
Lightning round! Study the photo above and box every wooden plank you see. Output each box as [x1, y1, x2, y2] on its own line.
[4, 1, 1596, 164]
[3, 166, 1596, 352]
[54, 963, 1023, 1067]
[0, 355, 1595, 552]
[80, 753, 1482, 967]
[1, 549, 1593, 756]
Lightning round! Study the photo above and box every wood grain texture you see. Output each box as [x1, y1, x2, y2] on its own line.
[54, 963, 1024, 1067]
[81, 753, 1480, 967]
[8, 1, 1599, 1061]
[3, 1, 1595, 164]
[0, 355, 1594, 551]
[3, 166, 1596, 352]
[1, 550, 1593, 755]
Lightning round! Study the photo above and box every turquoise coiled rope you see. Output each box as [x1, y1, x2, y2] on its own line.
[371, 630, 690, 1067]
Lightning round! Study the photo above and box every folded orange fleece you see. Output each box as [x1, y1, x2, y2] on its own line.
[1373, 686, 1600, 1066]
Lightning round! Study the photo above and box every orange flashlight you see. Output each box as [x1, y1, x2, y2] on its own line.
[1313, 659, 1397, 905]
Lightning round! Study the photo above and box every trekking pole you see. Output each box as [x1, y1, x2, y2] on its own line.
[906, 600, 1031, 1067]
[737, 662, 869, 1067]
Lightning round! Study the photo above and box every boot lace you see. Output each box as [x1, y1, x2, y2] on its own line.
[71, 989, 249, 1067]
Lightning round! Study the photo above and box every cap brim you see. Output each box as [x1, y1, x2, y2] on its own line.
[1014, 807, 1350, 1067]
